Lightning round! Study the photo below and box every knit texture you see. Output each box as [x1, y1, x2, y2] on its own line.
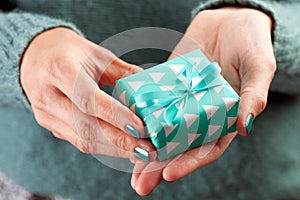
[1, 1, 300, 200]
[192, 0, 300, 94]
[0, 10, 83, 110]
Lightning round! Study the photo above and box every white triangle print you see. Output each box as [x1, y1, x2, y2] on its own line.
[169, 64, 184, 75]
[187, 57, 204, 66]
[191, 76, 204, 88]
[153, 108, 164, 118]
[119, 91, 126, 104]
[130, 104, 135, 113]
[166, 142, 180, 154]
[164, 124, 178, 137]
[159, 85, 176, 91]
[214, 85, 224, 93]
[174, 102, 180, 109]
[128, 81, 144, 92]
[207, 125, 221, 137]
[149, 72, 165, 83]
[188, 133, 201, 145]
[194, 91, 206, 101]
[223, 98, 238, 111]
[150, 132, 158, 137]
[183, 114, 199, 128]
[202, 105, 219, 120]
[227, 117, 237, 129]
[177, 75, 188, 88]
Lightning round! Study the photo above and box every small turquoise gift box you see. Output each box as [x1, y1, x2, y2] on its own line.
[115, 49, 240, 161]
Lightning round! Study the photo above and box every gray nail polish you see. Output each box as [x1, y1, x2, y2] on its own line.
[126, 125, 140, 138]
[134, 147, 149, 162]
[246, 114, 254, 135]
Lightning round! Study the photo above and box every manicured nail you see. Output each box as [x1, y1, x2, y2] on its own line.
[246, 114, 254, 135]
[134, 147, 149, 162]
[126, 125, 140, 138]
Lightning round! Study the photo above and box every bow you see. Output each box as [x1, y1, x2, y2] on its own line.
[134, 62, 223, 127]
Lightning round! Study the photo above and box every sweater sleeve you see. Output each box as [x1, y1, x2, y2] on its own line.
[0, 10, 83, 110]
[191, 0, 300, 95]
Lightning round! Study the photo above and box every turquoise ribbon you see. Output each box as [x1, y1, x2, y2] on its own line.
[134, 62, 223, 127]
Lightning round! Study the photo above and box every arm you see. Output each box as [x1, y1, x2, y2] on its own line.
[131, 0, 299, 196]
[192, 0, 300, 95]
[0, 4, 155, 162]
[0, 6, 82, 109]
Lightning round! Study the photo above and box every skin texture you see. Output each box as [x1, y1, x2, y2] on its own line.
[131, 7, 276, 196]
[20, 27, 156, 160]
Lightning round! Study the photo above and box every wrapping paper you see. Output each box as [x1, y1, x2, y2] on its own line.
[116, 49, 240, 161]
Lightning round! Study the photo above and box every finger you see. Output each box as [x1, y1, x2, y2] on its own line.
[54, 66, 146, 138]
[82, 46, 143, 86]
[131, 161, 149, 189]
[133, 160, 169, 196]
[33, 88, 156, 158]
[69, 45, 143, 86]
[167, 33, 203, 61]
[162, 132, 236, 182]
[237, 48, 276, 136]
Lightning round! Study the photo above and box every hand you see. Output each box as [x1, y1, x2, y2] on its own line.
[131, 7, 276, 195]
[20, 27, 155, 159]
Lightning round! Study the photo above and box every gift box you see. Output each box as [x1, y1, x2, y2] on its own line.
[115, 49, 240, 161]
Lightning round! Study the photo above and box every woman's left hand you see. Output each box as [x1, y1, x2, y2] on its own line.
[131, 7, 276, 196]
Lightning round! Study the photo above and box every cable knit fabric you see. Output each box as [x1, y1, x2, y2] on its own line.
[0, 10, 82, 110]
[1, 1, 300, 200]
[192, 0, 300, 94]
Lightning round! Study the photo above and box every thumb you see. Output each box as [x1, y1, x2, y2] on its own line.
[86, 45, 143, 86]
[236, 58, 276, 136]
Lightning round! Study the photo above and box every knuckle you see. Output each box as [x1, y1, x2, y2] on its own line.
[77, 94, 94, 114]
[51, 132, 64, 140]
[256, 94, 268, 113]
[112, 133, 130, 151]
[75, 137, 90, 154]
[76, 120, 94, 141]
[30, 92, 48, 110]
[34, 111, 48, 128]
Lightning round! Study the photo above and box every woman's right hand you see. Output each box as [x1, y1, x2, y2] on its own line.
[20, 27, 155, 159]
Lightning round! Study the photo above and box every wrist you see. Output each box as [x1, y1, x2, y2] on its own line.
[197, 6, 273, 30]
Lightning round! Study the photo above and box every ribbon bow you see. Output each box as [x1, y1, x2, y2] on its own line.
[134, 62, 223, 128]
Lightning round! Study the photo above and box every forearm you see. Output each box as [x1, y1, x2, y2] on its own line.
[192, 0, 300, 94]
[0, 10, 83, 110]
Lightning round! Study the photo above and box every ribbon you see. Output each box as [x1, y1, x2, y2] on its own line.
[134, 62, 223, 127]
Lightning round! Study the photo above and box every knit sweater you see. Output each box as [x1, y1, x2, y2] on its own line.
[1, 0, 300, 200]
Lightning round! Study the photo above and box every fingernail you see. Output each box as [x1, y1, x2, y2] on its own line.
[126, 125, 140, 138]
[134, 147, 149, 162]
[246, 114, 254, 135]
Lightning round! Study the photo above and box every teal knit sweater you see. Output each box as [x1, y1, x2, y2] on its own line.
[1, 0, 300, 200]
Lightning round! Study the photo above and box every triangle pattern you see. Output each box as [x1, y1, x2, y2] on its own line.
[194, 91, 206, 101]
[183, 114, 199, 128]
[227, 117, 237, 129]
[214, 85, 224, 93]
[128, 81, 144, 92]
[149, 72, 165, 83]
[169, 64, 185, 75]
[153, 108, 164, 118]
[119, 91, 126, 104]
[223, 98, 238, 111]
[202, 105, 219, 120]
[187, 57, 204, 67]
[207, 125, 221, 137]
[166, 142, 180, 154]
[159, 85, 176, 91]
[191, 76, 204, 88]
[188, 133, 201, 146]
[164, 124, 178, 138]
[149, 132, 158, 137]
